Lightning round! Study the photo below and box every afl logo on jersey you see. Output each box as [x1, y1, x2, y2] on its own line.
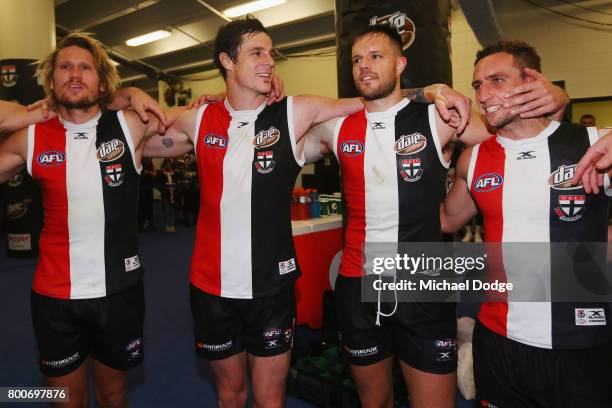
[395, 133, 427, 155]
[340, 141, 364, 156]
[254, 126, 281, 149]
[204, 133, 228, 149]
[474, 173, 503, 192]
[97, 139, 125, 162]
[37, 151, 65, 166]
[549, 164, 581, 190]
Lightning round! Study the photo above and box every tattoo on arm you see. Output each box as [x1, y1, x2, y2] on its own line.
[402, 88, 429, 104]
[162, 138, 174, 148]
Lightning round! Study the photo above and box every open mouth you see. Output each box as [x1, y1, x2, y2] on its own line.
[484, 105, 501, 114]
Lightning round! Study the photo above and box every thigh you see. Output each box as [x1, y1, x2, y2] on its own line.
[399, 361, 455, 408]
[89, 282, 145, 371]
[31, 291, 88, 377]
[244, 285, 296, 357]
[334, 275, 392, 365]
[190, 284, 245, 360]
[248, 351, 292, 406]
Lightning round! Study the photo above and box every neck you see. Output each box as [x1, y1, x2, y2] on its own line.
[225, 79, 267, 111]
[58, 105, 100, 124]
[497, 116, 551, 140]
[362, 86, 403, 113]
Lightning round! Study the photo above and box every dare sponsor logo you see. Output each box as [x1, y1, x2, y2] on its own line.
[395, 133, 427, 155]
[473, 173, 503, 192]
[97, 139, 125, 162]
[254, 126, 280, 149]
[7, 199, 31, 219]
[204, 133, 228, 149]
[7, 173, 23, 187]
[38, 151, 65, 167]
[340, 140, 364, 156]
[549, 164, 581, 190]
[369, 11, 415, 50]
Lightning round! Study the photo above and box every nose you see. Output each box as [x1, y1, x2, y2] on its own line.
[69, 65, 82, 79]
[476, 85, 490, 105]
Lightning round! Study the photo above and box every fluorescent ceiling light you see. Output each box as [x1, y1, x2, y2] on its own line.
[126, 30, 171, 47]
[223, 0, 286, 18]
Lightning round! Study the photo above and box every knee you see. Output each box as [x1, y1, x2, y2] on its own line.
[94, 385, 126, 408]
[217, 383, 247, 408]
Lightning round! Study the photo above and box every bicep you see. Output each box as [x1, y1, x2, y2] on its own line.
[0, 131, 27, 183]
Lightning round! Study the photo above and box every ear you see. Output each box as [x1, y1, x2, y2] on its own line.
[219, 52, 234, 73]
[397, 56, 407, 75]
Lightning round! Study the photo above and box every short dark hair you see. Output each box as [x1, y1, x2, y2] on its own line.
[474, 41, 541, 75]
[580, 114, 595, 121]
[213, 15, 270, 80]
[352, 24, 403, 53]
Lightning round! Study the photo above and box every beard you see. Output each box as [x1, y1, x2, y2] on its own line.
[487, 110, 519, 130]
[53, 88, 100, 110]
[355, 74, 396, 101]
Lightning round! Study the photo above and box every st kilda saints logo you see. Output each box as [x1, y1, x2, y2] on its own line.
[104, 164, 124, 187]
[395, 133, 427, 155]
[473, 173, 503, 192]
[399, 158, 423, 182]
[369, 11, 415, 50]
[255, 151, 275, 174]
[340, 140, 364, 157]
[97, 139, 125, 162]
[1, 65, 18, 88]
[555, 194, 585, 222]
[254, 126, 281, 149]
[549, 164, 582, 190]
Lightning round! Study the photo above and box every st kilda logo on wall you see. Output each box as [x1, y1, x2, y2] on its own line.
[369, 11, 416, 50]
[1, 65, 18, 88]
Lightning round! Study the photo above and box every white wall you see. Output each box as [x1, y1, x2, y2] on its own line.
[451, 1, 612, 100]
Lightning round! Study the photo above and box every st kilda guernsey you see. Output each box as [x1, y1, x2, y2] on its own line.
[190, 98, 303, 299]
[27, 110, 142, 300]
[332, 99, 449, 278]
[468, 121, 612, 349]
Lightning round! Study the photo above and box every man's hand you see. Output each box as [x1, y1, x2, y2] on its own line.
[109, 87, 167, 134]
[265, 74, 285, 105]
[27, 96, 57, 120]
[571, 132, 612, 194]
[188, 93, 225, 109]
[425, 84, 472, 134]
[503, 68, 568, 119]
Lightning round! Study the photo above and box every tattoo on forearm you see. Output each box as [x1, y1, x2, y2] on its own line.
[402, 87, 429, 104]
[162, 138, 174, 148]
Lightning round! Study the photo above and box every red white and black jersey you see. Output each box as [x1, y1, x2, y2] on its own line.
[333, 99, 449, 277]
[468, 121, 612, 349]
[190, 98, 303, 299]
[27, 110, 143, 300]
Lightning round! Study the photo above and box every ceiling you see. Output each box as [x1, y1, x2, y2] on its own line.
[54, 0, 336, 96]
[52, 0, 612, 98]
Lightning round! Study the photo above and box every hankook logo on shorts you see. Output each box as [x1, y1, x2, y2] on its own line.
[395, 133, 427, 155]
[345, 345, 379, 357]
[254, 126, 280, 148]
[197, 340, 233, 352]
[97, 139, 125, 162]
[41, 352, 80, 367]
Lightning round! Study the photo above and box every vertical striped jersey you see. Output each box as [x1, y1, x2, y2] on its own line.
[27, 110, 142, 299]
[468, 121, 612, 349]
[190, 98, 303, 299]
[332, 99, 449, 277]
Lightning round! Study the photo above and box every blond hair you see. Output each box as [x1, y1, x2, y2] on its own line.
[36, 32, 120, 105]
